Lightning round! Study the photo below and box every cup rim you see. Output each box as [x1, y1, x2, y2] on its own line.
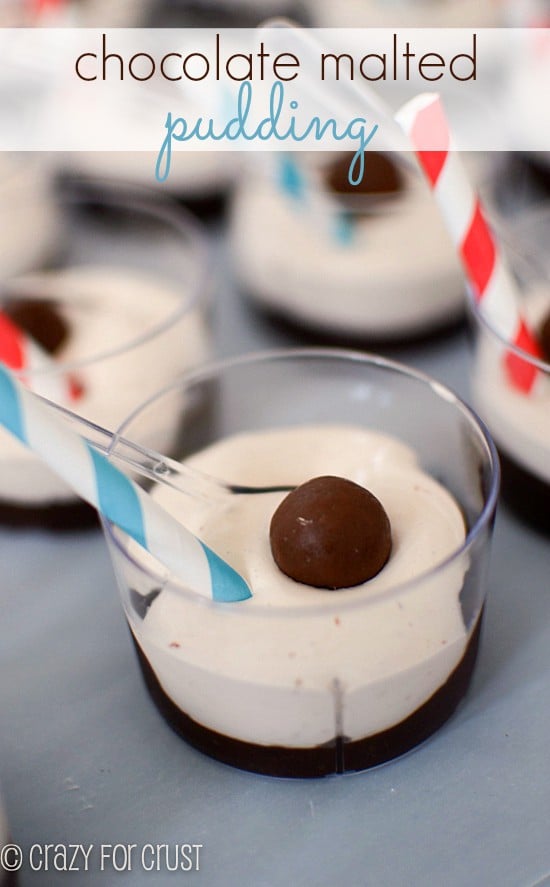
[4, 176, 210, 375]
[103, 347, 500, 616]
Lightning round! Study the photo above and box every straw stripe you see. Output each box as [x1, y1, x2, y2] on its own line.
[0, 364, 252, 603]
[88, 445, 147, 551]
[507, 319, 541, 392]
[460, 202, 496, 299]
[32, 0, 63, 11]
[279, 155, 306, 201]
[21, 385, 101, 506]
[409, 95, 449, 189]
[0, 309, 82, 405]
[0, 314, 25, 371]
[418, 151, 447, 189]
[479, 263, 519, 342]
[428, 149, 474, 245]
[396, 92, 542, 394]
[201, 544, 247, 604]
[141, 496, 213, 597]
[0, 367, 26, 442]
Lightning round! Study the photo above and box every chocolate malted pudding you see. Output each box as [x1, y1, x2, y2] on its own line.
[126, 425, 482, 777]
[230, 151, 464, 343]
[0, 266, 210, 530]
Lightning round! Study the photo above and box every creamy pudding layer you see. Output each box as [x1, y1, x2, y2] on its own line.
[0, 265, 210, 505]
[231, 165, 463, 338]
[72, 0, 152, 25]
[472, 288, 550, 484]
[0, 156, 59, 282]
[130, 426, 469, 748]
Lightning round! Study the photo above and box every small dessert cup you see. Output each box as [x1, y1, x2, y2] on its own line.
[103, 349, 499, 778]
[59, 80, 241, 215]
[230, 152, 464, 345]
[0, 177, 211, 530]
[467, 208, 550, 536]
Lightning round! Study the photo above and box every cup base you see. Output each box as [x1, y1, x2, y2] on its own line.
[244, 294, 465, 351]
[0, 498, 98, 533]
[129, 612, 483, 778]
[498, 448, 550, 538]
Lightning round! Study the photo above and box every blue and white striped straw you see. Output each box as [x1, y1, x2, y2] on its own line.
[0, 364, 252, 603]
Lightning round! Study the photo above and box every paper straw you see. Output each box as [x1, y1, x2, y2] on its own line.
[30, 0, 64, 13]
[28, 0, 70, 25]
[0, 309, 82, 404]
[396, 93, 543, 394]
[0, 363, 252, 603]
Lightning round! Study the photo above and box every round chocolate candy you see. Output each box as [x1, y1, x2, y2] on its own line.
[269, 475, 392, 590]
[325, 151, 403, 197]
[539, 309, 550, 363]
[4, 298, 68, 354]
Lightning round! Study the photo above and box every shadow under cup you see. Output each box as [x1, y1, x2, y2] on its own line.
[103, 350, 499, 778]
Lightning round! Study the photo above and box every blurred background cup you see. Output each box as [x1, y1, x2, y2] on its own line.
[0, 176, 212, 530]
[467, 205, 550, 536]
[0, 154, 61, 285]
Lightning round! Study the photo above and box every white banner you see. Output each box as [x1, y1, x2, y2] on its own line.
[0, 27, 548, 181]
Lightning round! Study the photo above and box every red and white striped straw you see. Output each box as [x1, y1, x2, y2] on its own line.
[396, 93, 543, 394]
[0, 310, 82, 404]
[30, 0, 65, 12]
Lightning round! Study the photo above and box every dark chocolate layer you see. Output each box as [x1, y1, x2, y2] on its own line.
[2, 299, 68, 354]
[130, 613, 483, 778]
[176, 192, 227, 222]
[0, 499, 98, 532]
[498, 448, 550, 538]
[539, 311, 550, 363]
[243, 293, 465, 350]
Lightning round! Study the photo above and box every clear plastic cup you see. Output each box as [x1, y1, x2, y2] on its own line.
[0, 177, 211, 530]
[230, 152, 464, 344]
[102, 349, 499, 778]
[467, 207, 550, 536]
